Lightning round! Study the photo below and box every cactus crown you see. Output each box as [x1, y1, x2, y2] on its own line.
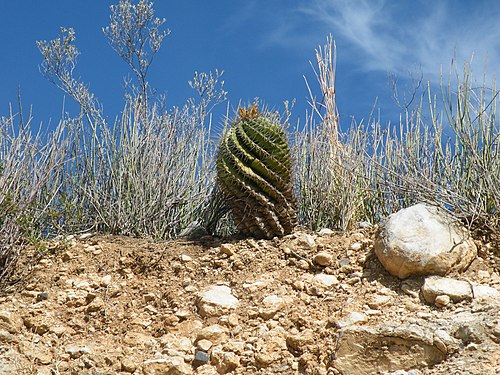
[238, 104, 259, 120]
[216, 104, 297, 239]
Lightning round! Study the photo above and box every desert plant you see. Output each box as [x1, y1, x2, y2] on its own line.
[216, 104, 297, 239]
[296, 35, 499, 235]
[0, 101, 70, 290]
[36, 0, 226, 238]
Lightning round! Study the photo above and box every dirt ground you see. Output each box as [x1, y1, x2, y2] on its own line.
[0, 225, 499, 374]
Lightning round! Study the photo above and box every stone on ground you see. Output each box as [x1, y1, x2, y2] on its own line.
[198, 285, 238, 317]
[421, 276, 473, 304]
[334, 324, 447, 375]
[374, 203, 476, 278]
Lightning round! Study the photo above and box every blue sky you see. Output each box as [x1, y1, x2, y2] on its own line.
[1, 1, 499, 131]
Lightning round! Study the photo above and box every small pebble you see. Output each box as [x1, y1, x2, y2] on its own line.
[100, 275, 112, 287]
[197, 339, 213, 351]
[193, 350, 210, 367]
[313, 252, 333, 266]
[318, 228, 333, 235]
[349, 242, 363, 251]
[36, 292, 49, 302]
[435, 294, 451, 308]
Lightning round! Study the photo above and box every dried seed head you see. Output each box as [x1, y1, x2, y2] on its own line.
[239, 104, 259, 120]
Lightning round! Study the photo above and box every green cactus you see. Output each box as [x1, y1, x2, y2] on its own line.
[216, 104, 297, 239]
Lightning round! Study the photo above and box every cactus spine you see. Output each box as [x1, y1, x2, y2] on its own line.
[216, 104, 297, 239]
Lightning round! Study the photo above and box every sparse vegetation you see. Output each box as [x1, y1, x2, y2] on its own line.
[216, 104, 297, 239]
[0, 1, 498, 290]
[294, 36, 499, 235]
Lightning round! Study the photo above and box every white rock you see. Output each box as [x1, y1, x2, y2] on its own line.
[477, 270, 490, 280]
[374, 203, 476, 278]
[318, 228, 333, 235]
[471, 284, 500, 300]
[100, 275, 112, 287]
[78, 232, 94, 240]
[422, 276, 473, 304]
[359, 221, 372, 229]
[367, 295, 391, 309]
[175, 309, 191, 319]
[303, 234, 316, 248]
[262, 295, 284, 307]
[336, 312, 368, 328]
[196, 339, 213, 351]
[242, 281, 267, 292]
[313, 273, 339, 287]
[198, 286, 238, 317]
[74, 280, 91, 290]
[433, 329, 457, 354]
[346, 312, 368, 325]
[349, 242, 363, 251]
[197, 325, 227, 343]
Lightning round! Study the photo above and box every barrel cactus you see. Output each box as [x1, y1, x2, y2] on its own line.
[216, 104, 297, 239]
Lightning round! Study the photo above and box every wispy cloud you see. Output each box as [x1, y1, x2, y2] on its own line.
[267, 0, 500, 83]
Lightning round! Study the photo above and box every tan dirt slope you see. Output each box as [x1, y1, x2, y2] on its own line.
[0, 226, 499, 374]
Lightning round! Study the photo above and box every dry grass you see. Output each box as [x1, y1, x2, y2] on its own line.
[1, 2, 498, 289]
[294, 37, 499, 233]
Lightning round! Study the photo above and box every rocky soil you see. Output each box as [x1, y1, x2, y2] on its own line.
[0, 226, 499, 374]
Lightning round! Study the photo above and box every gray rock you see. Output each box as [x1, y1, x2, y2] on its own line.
[193, 350, 210, 367]
[179, 221, 208, 239]
[36, 292, 49, 301]
[78, 232, 95, 240]
[422, 276, 473, 304]
[359, 221, 372, 229]
[375, 203, 476, 278]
